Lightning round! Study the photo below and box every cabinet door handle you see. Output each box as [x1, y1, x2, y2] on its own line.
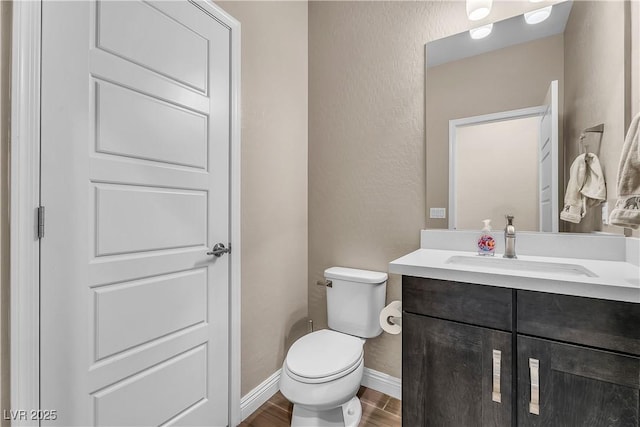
[529, 358, 540, 415]
[492, 349, 501, 403]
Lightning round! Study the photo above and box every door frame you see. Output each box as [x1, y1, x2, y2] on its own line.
[448, 105, 548, 230]
[10, 1, 242, 425]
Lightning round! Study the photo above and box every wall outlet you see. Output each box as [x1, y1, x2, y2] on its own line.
[430, 207, 447, 219]
[601, 202, 609, 225]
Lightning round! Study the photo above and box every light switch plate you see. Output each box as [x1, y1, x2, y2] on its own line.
[430, 207, 446, 219]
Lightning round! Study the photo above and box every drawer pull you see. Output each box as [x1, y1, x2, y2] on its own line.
[529, 358, 540, 415]
[492, 349, 501, 403]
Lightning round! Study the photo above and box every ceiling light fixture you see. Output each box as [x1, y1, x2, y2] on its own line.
[469, 23, 494, 40]
[524, 5, 553, 24]
[466, 0, 493, 21]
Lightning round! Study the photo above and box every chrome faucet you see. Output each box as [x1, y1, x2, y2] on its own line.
[504, 215, 517, 259]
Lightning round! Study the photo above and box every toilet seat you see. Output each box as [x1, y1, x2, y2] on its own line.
[285, 330, 364, 384]
[285, 354, 363, 384]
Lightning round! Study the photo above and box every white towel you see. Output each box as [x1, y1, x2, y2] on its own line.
[560, 153, 606, 224]
[609, 112, 640, 229]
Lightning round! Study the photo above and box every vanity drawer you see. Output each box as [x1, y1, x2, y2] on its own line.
[402, 276, 513, 331]
[517, 290, 640, 356]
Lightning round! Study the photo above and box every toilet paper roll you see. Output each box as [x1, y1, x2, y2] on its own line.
[379, 300, 402, 335]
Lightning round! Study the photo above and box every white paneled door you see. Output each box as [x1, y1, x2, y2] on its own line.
[538, 80, 559, 233]
[40, 1, 231, 425]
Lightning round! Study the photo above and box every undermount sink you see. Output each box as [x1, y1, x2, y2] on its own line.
[445, 255, 598, 278]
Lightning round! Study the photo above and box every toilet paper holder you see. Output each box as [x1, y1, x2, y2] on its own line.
[386, 315, 402, 327]
[380, 300, 402, 335]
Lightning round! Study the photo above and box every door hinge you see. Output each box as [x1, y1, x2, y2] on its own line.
[37, 206, 45, 239]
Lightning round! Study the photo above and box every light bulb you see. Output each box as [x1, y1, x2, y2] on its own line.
[469, 23, 493, 40]
[466, 0, 493, 21]
[524, 5, 553, 24]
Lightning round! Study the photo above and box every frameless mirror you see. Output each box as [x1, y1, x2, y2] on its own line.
[425, 0, 631, 233]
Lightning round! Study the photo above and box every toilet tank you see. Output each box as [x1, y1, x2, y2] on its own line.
[324, 267, 387, 338]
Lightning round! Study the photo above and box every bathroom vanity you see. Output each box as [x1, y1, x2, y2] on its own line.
[390, 230, 640, 427]
[402, 277, 639, 426]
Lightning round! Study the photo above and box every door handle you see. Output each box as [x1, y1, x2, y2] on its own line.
[492, 349, 501, 403]
[529, 358, 540, 415]
[207, 243, 231, 257]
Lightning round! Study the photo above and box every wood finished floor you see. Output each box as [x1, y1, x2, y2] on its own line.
[239, 387, 401, 427]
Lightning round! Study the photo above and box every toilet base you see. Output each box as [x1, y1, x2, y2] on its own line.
[290, 396, 362, 427]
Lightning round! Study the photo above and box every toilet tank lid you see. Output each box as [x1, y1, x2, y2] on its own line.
[324, 267, 388, 284]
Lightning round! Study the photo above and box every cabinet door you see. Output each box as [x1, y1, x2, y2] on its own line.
[518, 336, 640, 426]
[403, 312, 512, 426]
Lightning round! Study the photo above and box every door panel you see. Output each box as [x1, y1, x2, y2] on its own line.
[95, 80, 209, 168]
[518, 336, 640, 426]
[403, 313, 512, 426]
[96, 0, 209, 92]
[93, 345, 208, 427]
[94, 269, 207, 359]
[41, 1, 230, 425]
[93, 184, 208, 255]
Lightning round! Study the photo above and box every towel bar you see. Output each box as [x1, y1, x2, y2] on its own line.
[580, 123, 605, 155]
[584, 123, 604, 133]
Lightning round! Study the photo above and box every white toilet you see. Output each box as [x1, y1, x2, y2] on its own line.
[280, 267, 387, 427]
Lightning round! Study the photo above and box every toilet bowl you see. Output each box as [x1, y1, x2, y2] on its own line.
[280, 330, 365, 427]
[279, 267, 388, 427]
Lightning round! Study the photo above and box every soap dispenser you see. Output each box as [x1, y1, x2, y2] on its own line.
[477, 219, 496, 256]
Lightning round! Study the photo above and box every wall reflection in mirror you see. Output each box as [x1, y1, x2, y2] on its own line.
[425, 0, 631, 234]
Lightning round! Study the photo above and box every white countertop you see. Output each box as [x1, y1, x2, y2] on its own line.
[389, 248, 640, 303]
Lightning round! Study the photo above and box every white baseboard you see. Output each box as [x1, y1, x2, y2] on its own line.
[239, 366, 402, 422]
[240, 369, 281, 421]
[361, 367, 402, 400]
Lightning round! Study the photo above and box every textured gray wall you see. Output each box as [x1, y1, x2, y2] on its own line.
[564, 1, 628, 235]
[209, 1, 310, 396]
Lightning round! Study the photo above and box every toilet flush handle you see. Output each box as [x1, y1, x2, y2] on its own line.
[316, 279, 332, 288]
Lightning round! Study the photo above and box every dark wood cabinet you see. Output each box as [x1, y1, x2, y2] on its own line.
[403, 276, 513, 331]
[517, 290, 640, 355]
[403, 277, 640, 427]
[517, 336, 640, 427]
[403, 313, 512, 427]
